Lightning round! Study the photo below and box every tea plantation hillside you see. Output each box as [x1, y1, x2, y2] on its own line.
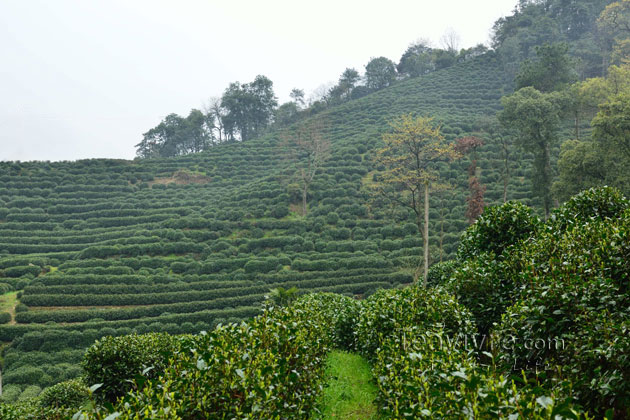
[3, 187, 628, 419]
[0, 52, 538, 399]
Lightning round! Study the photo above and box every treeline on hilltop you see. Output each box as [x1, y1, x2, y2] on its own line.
[134, 0, 622, 159]
[134, 42, 488, 158]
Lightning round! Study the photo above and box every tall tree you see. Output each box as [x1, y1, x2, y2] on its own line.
[135, 109, 215, 158]
[372, 114, 459, 284]
[598, 1, 630, 40]
[203, 97, 227, 143]
[554, 63, 630, 199]
[284, 120, 330, 216]
[275, 102, 300, 127]
[135, 113, 186, 158]
[289, 88, 305, 108]
[440, 28, 461, 53]
[183, 109, 212, 153]
[455, 136, 486, 224]
[365, 57, 397, 90]
[221, 75, 278, 141]
[592, 91, 630, 160]
[499, 87, 563, 218]
[339, 68, 360, 98]
[516, 43, 578, 92]
[397, 40, 434, 77]
[479, 117, 512, 202]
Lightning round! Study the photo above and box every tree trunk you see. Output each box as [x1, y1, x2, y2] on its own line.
[439, 205, 444, 263]
[423, 183, 429, 286]
[543, 142, 552, 219]
[575, 111, 580, 140]
[302, 184, 308, 216]
[502, 141, 509, 203]
[503, 175, 508, 203]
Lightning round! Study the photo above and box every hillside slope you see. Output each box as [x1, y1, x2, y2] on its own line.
[0, 53, 531, 397]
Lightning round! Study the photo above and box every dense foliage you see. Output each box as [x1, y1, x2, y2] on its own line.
[447, 187, 630, 418]
[77, 294, 356, 419]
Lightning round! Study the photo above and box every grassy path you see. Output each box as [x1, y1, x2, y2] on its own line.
[0, 292, 18, 324]
[313, 350, 381, 420]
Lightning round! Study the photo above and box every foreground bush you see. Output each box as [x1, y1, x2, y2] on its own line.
[81, 332, 180, 402]
[78, 293, 357, 420]
[355, 285, 475, 358]
[491, 189, 630, 418]
[0, 400, 77, 420]
[39, 378, 90, 410]
[446, 201, 540, 335]
[374, 326, 590, 419]
[426, 260, 458, 287]
[446, 253, 514, 336]
[457, 201, 539, 261]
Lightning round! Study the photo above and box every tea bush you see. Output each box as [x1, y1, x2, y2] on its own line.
[373, 327, 588, 419]
[39, 378, 90, 409]
[446, 253, 514, 335]
[457, 201, 539, 261]
[81, 332, 180, 402]
[79, 293, 353, 419]
[426, 260, 458, 286]
[355, 286, 475, 358]
[483, 189, 630, 417]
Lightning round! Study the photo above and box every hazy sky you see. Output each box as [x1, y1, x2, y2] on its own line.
[0, 0, 517, 162]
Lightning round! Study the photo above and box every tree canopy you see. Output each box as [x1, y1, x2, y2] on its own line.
[221, 75, 278, 142]
[499, 87, 563, 217]
[515, 43, 578, 92]
[373, 114, 459, 282]
[365, 57, 397, 91]
[135, 110, 214, 158]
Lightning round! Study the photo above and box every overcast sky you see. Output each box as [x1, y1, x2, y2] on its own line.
[0, 0, 517, 162]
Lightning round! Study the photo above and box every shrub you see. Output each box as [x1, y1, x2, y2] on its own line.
[293, 293, 360, 351]
[457, 201, 539, 260]
[426, 260, 458, 287]
[39, 378, 90, 409]
[548, 186, 628, 234]
[0, 312, 11, 324]
[3, 265, 41, 278]
[18, 385, 41, 400]
[14, 303, 28, 313]
[81, 297, 338, 420]
[0, 385, 22, 402]
[445, 252, 522, 336]
[81, 332, 179, 402]
[355, 286, 475, 358]
[493, 275, 629, 418]
[325, 212, 339, 225]
[373, 326, 587, 419]
[492, 205, 630, 417]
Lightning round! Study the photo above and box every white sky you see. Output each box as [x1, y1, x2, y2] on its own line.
[0, 0, 517, 162]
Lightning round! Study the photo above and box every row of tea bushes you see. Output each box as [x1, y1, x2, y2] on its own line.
[76, 294, 359, 419]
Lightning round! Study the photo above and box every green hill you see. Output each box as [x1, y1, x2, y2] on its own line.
[0, 53, 533, 397]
